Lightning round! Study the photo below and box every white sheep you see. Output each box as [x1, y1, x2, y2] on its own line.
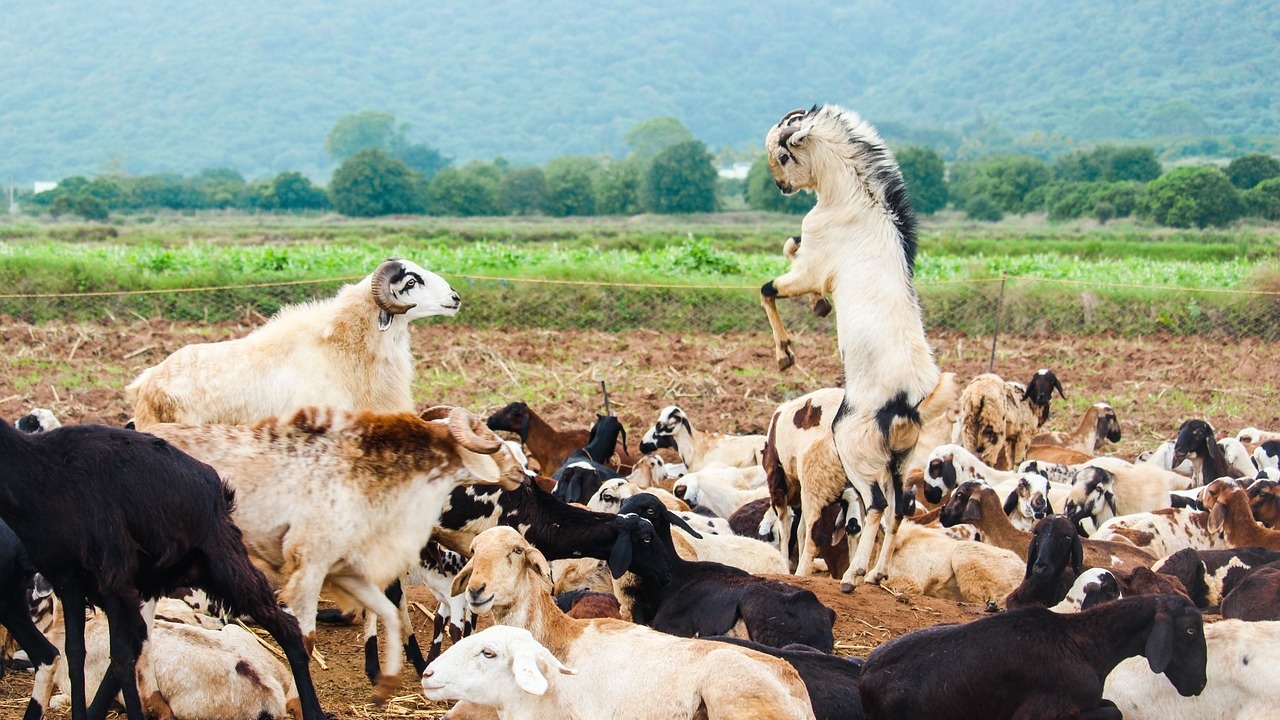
[447, 527, 817, 719]
[421, 625, 577, 720]
[128, 258, 459, 428]
[1103, 619, 1280, 719]
[763, 105, 957, 590]
[671, 464, 768, 518]
[637, 406, 765, 471]
[145, 405, 524, 700]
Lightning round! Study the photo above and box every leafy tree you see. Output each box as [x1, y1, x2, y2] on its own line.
[744, 156, 814, 214]
[595, 160, 644, 216]
[645, 140, 718, 214]
[128, 174, 206, 210]
[625, 117, 695, 160]
[543, 156, 599, 216]
[199, 167, 246, 183]
[1146, 99, 1211, 136]
[396, 143, 451, 180]
[499, 167, 548, 215]
[896, 146, 948, 214]
[1225, 153, 1280, 190]
[1243, 177, 1280, 220]
[1075, 106, 1133, 140]
[325, 110, 405, 161]
[1054, 146, 1161, 183]
[950, 154, 1051, 214]
[964, 195, 1003, 222]
[329, 149, 425, 217]
[1094, 201, 1116, 225]
[426, 164, 500, 216]
[1139, 166, 1241, 228]
[50, 194, 109, 221]
[272, 171, 330, 211]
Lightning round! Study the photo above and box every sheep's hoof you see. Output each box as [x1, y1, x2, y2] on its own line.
[840, 582, 855, 594]
[371, 674, 398, 704]
[813, 298, 832, 318]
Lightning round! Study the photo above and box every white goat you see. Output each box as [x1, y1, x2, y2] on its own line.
[128, 258, 459, 428]
[145, 406, 524, 700]
[637, 406, 764, 471]
[448, 527, 817, 719]
[1104, 619, 1280, 719]
[421, 625, 578, 720]
[763, 105, 957, 590]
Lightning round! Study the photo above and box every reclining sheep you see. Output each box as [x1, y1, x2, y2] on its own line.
[128, 258, 460, 427]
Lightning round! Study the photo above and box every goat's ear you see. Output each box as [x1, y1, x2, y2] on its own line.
[1071, 532, 1084, 575]
[1002, 489, 1020, 516]
[1207, 502, 1226, 534]
[510, 647, 552, 696]
[665, 509, 703, 539]
[1024, 534, 1040, 578]
[1145, 606, 1175, 674]
[1052, 375, 1066, 400]
[451, 559, 474, 597]
[962, 496, 983, 523]
[607, 532, 633, 579]
[527, 547, 552, 584]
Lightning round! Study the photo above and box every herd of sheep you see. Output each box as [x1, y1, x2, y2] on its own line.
[0, 104, 1276, 720]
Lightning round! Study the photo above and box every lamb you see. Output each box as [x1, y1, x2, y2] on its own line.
[1091, 507, 1227, 559]
[958, 369, 1065, 471]
[485, 402, 631, 475]
[859, 595, 1207, 720]
[447, 525, 817, 720]
[31, 596, 301, 720]
[614, 493, 835, 652]
[1173, 419, 1248, 485]
[127, 258, 459, 428]
[637, 406, 764, 471]
[938, 482, 1156, 572]
[763, 105, 955, 590]
[672, 464, 768, 518]
[1032, 402, 1122, 455]
[0, 419, 325, 720]
[1103, 619, 1276, 720]
[144, 405, 524, 700]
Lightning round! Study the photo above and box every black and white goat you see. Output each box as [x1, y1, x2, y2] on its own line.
[550, 415, 626, 505]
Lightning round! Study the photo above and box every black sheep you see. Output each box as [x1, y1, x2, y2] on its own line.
[0, 420, 324, 720]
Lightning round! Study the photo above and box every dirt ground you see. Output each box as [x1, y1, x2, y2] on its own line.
[0, 319, 1277, 718]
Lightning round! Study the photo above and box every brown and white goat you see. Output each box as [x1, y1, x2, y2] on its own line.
[1033, 402, 1122, 455]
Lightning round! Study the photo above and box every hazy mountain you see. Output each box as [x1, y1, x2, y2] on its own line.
[2, 0, 1275, 183]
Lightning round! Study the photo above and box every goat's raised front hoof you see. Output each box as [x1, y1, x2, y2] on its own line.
[776, 343, 796, 371]
[372, 674, 399, 704]
[812, 297, 832, 318]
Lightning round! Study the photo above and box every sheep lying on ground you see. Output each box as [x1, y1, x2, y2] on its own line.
[672, 464, 768, 518]
[1032, 402, 1122, 455]
[637, 406, 764, 471]
[448, 526, 817, 720]
[128, 258, 459, 428]
[959, 369, 1064, 471]
[1091, 508, 1227, 558]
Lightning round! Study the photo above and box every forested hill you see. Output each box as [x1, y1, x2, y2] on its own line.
[3, 0, 1276, 183]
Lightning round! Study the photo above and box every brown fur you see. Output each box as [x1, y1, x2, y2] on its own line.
[1210, 485, 1280, 550]
[1024, 444, 1093, 465]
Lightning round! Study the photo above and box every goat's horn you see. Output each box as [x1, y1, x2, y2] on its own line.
[447, 407, 503, 454]
[371, 259, 416, 315]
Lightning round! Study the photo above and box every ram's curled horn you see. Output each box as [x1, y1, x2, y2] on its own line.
[420, 405, 453, 422]
[371, 258, 417, 315]
[447, 407, 504, 454]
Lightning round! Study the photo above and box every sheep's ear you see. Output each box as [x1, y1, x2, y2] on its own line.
[1002, 490, 1020, 517]
[527, 547, 552, 584]
[1145, 606, 1175, 674]
[962, 496, 983, 522]
[1071, 532, 1084, 575]
[510, 648, 551, 696]
[608, 530, 633, 579]
[1052, 376, 1066, 400]
[1207, 503, 1226, 534]
[451, 559, 474, 598]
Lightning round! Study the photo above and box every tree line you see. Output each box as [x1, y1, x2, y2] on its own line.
[22, 111, 1280, 230]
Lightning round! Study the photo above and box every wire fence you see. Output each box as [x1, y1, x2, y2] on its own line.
[1, 274, 1278, 341]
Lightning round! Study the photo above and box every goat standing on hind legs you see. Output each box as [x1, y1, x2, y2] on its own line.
[764, 105, 949, 592]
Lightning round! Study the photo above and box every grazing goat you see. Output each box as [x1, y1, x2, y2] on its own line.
[615, 494, 835, 652]
[0, 419, 324, 720]
[939, 483, 1156, 571]
[486, 402, 631, 475]
[1032, 402, 1121, 455]
[145, 406, 523, 701]
[860, 595, 1207, 720]
[448, 526, 817, 720]
[1173, 419, 1247, 485]
[637, 406, 764, 471]
[763, 105, 954, 591]
[128, 258, 458, 428]
[959, 369, 1065, 471]
[1103, 619, 1277, 719]
[550, 415, 626, 505]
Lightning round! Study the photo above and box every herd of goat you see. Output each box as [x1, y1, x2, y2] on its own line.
[1, 104, 1276, 720]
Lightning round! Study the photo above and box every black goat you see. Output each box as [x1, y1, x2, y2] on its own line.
[615, 493, 836, 652]
[0, 420, 324, 720]
[1023, 368, 1067, 426]
[1173, 419, 1244, 484]
[859, 595, 1207, 720]
[709, 636, 864, 720]
[551, 414, 627, 504]
[1005, 515, 1083, 609]
[1152, 547, 1280, 609]
[0, 520, 58, 681]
